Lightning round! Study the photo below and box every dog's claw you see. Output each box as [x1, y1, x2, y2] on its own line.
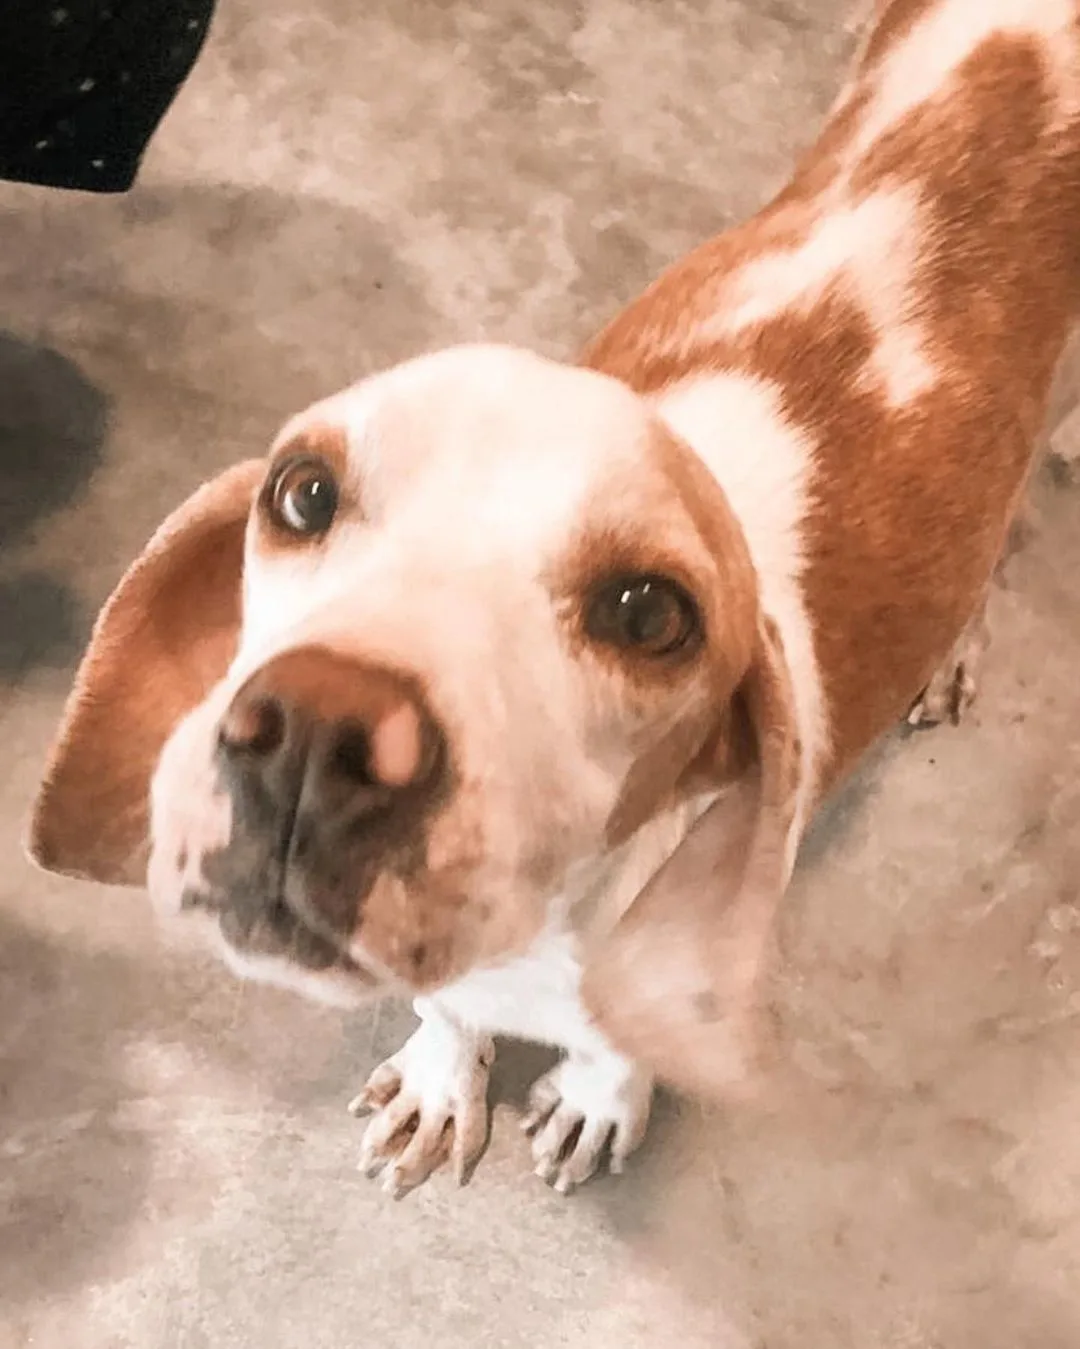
[351, 1016, 493, 1196]
[523, 1053, 651, 1195]
[907, 611, 989, 730]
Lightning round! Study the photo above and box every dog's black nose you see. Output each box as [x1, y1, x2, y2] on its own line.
[215, 645, 447, 933]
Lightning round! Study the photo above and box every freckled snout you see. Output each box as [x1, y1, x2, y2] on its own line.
[185, 644, 450, 969]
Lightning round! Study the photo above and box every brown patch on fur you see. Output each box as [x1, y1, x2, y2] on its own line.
[357, 894, 462, 989]
[582, 205, 814, 383]
[362, 852, 546, 993]
[28, 460, 265, 885]
[270, 423, 350, 475]
[585, 31, 1080, 789]
[583, 91, 876, 370]
[565, 420, 764, 844]
[354, 794, 538, 991]
[648, 421, 760, 685]
[773, 86, 872, 207]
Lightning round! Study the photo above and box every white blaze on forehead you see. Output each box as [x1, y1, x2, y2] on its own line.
[323, 344, 653, 555]
[239, 345, 657, 683]
[857, 0, 1077, 154]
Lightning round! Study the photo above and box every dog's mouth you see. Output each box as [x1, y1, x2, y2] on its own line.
[158, 782, 482, 995]
[180, 882, 379, 988]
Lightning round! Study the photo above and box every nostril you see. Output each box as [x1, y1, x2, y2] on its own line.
[331, 722, 377, 787]
[220, 695, 287, 757]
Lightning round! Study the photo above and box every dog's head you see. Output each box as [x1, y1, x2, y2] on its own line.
[28, 346, 802, 1095]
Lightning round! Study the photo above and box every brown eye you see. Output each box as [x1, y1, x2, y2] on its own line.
[585, 574, 701, 657]
[266, 456, 339, 537]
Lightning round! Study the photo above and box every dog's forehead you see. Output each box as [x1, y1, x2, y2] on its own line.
[282, 345, 655, 547]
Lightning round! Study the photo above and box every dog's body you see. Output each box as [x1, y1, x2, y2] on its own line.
[28, 0, 1080, 1196]
[589, 0, 1080, 779]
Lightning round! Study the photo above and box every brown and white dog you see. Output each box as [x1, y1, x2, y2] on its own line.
[27, 0, 1080, 1196]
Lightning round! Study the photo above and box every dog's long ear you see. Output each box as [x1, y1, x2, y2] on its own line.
[582, 614, 803, 1102]
[27, 459, 265, 887]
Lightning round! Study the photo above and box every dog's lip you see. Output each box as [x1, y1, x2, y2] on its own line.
[200, 891, 381, 985]
[176, 876, 395, 988]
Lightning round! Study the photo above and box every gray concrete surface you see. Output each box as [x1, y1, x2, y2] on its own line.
[2, 2, 1080, 1346]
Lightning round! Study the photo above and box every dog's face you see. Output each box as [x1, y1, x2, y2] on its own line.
[29, 345, 800, 1087]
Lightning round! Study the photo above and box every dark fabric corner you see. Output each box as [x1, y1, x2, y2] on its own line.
[0, 0, 218, 193]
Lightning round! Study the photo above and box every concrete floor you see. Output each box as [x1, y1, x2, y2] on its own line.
[2, 1, 1080, 1345]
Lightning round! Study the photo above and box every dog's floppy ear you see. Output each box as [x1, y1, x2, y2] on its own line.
[27, 459, 266, 887]
[582, 615, 802, 1102]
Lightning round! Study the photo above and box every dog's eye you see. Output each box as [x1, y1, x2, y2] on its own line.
[585, 574, 701, 657]
[266, 456, 339, 537]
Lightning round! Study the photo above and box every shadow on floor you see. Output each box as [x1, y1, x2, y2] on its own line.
[0, 332, 106, 680]
[0, 175, 445, 684]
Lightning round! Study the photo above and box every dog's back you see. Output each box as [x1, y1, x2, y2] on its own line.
[585, 0, 1080, 789]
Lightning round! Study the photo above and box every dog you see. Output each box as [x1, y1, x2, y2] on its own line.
[27, 0, 1080, 1197]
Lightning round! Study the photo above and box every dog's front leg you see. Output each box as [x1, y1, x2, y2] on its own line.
[350, 999, 494, 1198]
[521, 1042, 653, 1194]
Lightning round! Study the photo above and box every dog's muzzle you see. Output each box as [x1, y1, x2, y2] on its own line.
[181, 644, 448, 973]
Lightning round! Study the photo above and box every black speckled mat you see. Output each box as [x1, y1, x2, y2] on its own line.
[0, 0, 217, 193]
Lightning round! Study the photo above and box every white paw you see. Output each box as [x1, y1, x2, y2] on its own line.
[521, 1053, 652, 1194]
[348, 1015, 494, 1198]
